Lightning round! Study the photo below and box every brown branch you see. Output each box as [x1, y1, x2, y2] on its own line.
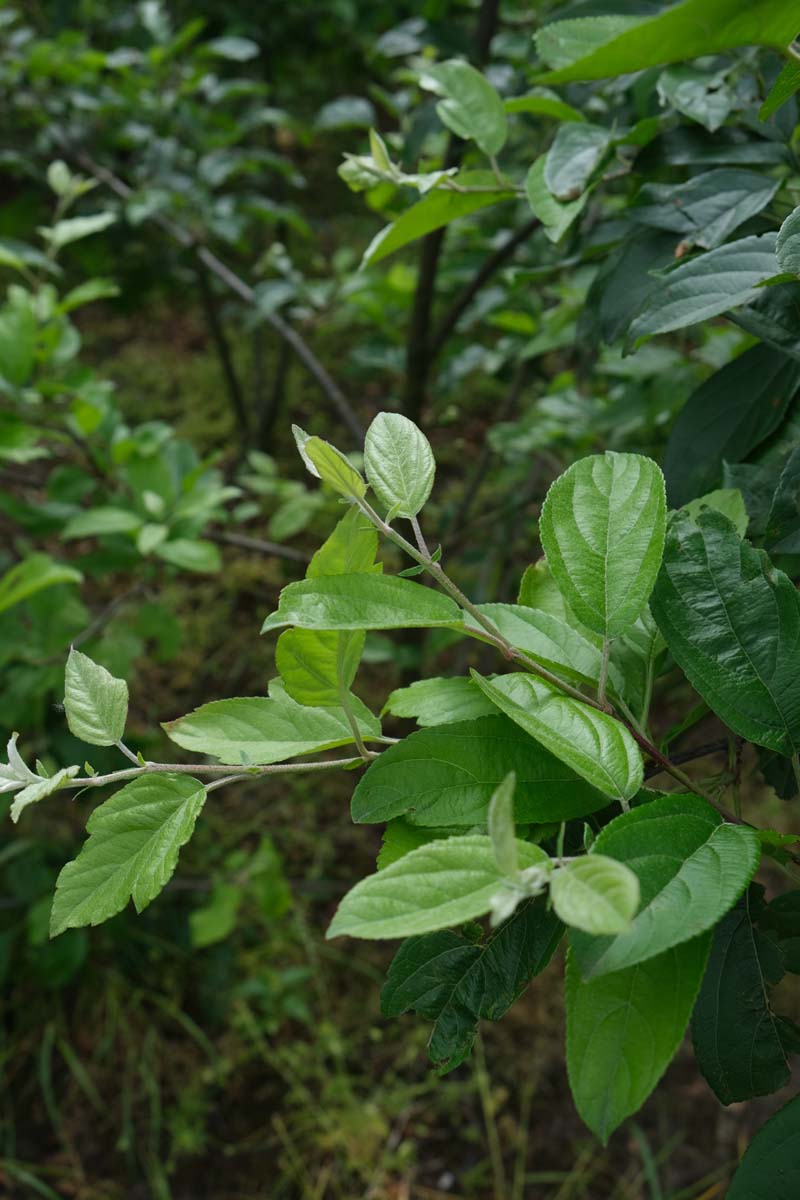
[428, 215, 540, 362]
[208, 529, 309, 564]
[71, 151, 364, 442]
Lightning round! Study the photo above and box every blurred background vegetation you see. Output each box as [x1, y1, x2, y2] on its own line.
[0, 0, 799, 1195]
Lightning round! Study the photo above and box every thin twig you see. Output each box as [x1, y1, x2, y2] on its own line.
[70, 150, 364, 441]
[63, 755, 366, 790]
[207, 529, 309, 563]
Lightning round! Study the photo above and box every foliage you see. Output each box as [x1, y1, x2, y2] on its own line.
[5, 0, 800, 1193]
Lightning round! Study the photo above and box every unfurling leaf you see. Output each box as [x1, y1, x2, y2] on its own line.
[550, 854, 640, 935]
[363, 412, 435, 518]
[64, 648, 129, 746]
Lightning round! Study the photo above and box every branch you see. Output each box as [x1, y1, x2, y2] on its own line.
[63, 754, 366, 790]
[70, 151, 364, 442]
[208, 529, 309, 564]
[428, 215, 540, 362]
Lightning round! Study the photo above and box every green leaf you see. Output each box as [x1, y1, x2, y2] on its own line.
[0, 554, 82, 616]
[692, 890, 790, 1104]
[628, 234, 779, 346]
[377, 819, 465, 870]
[62, 507, 143, 539]
[381, 897, 563, 1072]
[50, 774, 206, 936]
[382, 677, 497, 727]
[536, 0, 800, 85]
[525, 157, 588, 243]
[471, 673, 643, 804]
[307, 506, 378, 578]
[565, 934, 711, 1141]
[569, 793, 761, 978]
[0, 299, 36, 386]
[261, 574, 462, 633]
[326, 834, 549, 940]
[488, 772, 518, 876]
[155, 538, 221, 574]
[419, 60, 507, 156]
[164, 693, 379, 764]
[351, 714, 608, 826]
[469, 602, 625, 694]
[40, 212, 117, 250]
[10, 766, 80, 824]
[657, 64, 734, 132]
[760, 58, 800, 120]
[777, 205, 800, 276]
[650, 509, 800, 755]
[64, 648, 129, 746]
[539, 451, 666, 639]
[363, 412, 435, 518]
[544, 123, 612, 200]
[304, 436, 366, 499]
[551, 855, 640, 936]
[189, 882, 241, 948]
[505, 88, 584, 122]
[727, 1094, 800, 1200]
[662, 344, 800, 507]
[362, 172, 515, 266]
[683, 488, 748, 538]
[629, 168, 780, 251]
[276, 628, 365, 707]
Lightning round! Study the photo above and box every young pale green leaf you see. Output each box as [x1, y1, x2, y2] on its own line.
[261, 574, 462, 634]
[377, 819, 466, 870]
[164, 693, 379, 764]
[469, 603, 625, 694]
[41, 211, 116, 250]
[382, 676, 497, 727]
[727, 1094, 800, 1200]
[550, 855, 640, 936]
[62, 507, 143, 539]
[276, 628, 365, 707]
[363, 412, 435, 518]
[539, 451, 666, 639]
[307, 506, 378, 577]
[381, 897, 563, 1073]
[777, 205, 800, 276]
[628, 234, 779, 346]
[471, 672, 643, 804]
[362, 172, 515, 266]
[64, 648, 129, 746]
[544, 123, 612, 200]
[682, 488, 748, 537]
[0, 554, 83, 616]
[692, 890, 790, 1104]
[651, 509, 800, 755]
[11, 766, 80, 824]
[304, 436, 366, 499]
[662, 343, 800, 507]
[352, 714, 607, 826]
[50, 774, 206, 936]
[488, 772, 518, 876]
[566, 934, 711, 1141]
[327, 834, 548, 940]
[536, 0, 799, 85]
[419, 60, 507, 156]
[570, 792, 761, 978]
[525, 157, 588, 243]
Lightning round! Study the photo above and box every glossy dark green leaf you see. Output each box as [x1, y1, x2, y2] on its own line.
[760, 59, 800, 119]
[581, 230, 675, 347]
[651, 509, 800, 754]
[732, 281, 800, 361]
[570, 792, 760, 977]
[566, 934, 711, 1141]
[629, 234, 779, 346]
[663, 344, 800, 506]
[352, 714, 607, 826]
[382, 897, 562, 1073]
[727, 1094, 800, 1200]
[692, 890, 790, 1104]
